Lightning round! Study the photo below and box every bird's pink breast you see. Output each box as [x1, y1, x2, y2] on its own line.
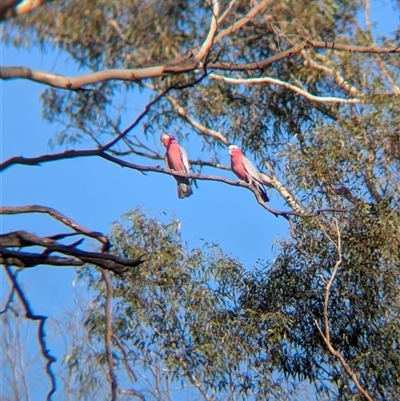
[166, 142, 184, 171]
[231, 152, 248, 181]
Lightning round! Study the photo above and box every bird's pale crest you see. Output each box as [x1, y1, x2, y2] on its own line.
[228, 145, 240, 154]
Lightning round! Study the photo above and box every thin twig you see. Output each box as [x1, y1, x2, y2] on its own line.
[3, 265, 57, 401]
[102, 270, 117, 401]
[101, 70, 208, 151]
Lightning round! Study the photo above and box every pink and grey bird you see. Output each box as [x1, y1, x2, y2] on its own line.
[228, 145, 269, 202]
[161, 133, 193, 199]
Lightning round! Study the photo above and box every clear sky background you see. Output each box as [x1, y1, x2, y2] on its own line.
[1, 1, 398, 399]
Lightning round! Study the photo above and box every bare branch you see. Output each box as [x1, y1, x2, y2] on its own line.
[194, 0, 220, 63]
[315, 223, 374, 401]
[209, 41, 400, 71]
[101, 70, 208, 151]
[0, 205, 110, 251]
[113, 334, 138, 383]
[0, 247, 83, 267]
[0, 147, 347, 220]
[214, 0, 272, 43]
[217, 0, 238, 24]
[301, 51, 363, 97]
[3, 264, 57, 401]
[1, 41, 398, 89]
[0, 230, 145, 273]
[209, 73, 363, 104]
[0, 286, 15, 314]
[102, 270, 117, 401]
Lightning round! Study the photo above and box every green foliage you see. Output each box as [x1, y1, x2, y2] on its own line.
[71, 207, 399, 400]
[82, 209, 287, 400]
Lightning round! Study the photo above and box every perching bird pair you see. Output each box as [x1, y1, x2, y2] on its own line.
[160, 133, 269, 202]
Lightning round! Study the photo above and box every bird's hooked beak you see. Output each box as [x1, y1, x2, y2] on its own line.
[160, 133, 171, 146]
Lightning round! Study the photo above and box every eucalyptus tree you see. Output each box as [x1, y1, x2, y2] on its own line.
[1, 0, 399, 400]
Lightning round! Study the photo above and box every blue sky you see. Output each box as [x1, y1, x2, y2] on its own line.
[1, 1, 398, 399]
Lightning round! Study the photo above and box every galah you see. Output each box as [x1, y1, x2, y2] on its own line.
[228, 145, 269, 202]
[160, 133, 193, 198]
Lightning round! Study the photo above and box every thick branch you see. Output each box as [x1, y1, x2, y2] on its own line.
[0, 247, 82, 267]
[1, 41, 398, 89]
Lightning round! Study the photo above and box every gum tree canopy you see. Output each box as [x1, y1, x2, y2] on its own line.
[1, 0, 399, 400]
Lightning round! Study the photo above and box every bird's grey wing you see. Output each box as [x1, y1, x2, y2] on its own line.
[242, 157, 262, 183]
[179, 145, 190, 173]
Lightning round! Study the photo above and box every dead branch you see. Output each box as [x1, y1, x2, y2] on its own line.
[0, 205, 110, 251]
[3, 264, 57, 401]
[0, 230, 145, 273]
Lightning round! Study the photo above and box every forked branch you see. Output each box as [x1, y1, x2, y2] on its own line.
[315, 222, 373, 401]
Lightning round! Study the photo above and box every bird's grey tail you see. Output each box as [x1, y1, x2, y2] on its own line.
[177, 182, 193, 199]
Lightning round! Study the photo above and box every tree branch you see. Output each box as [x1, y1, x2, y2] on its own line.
[162, 91, 229, 144]
[102, 270, 118, 401]
[315, 222, 374, 401]
[1, 41, 398, 89]
[101, 70, 208, 151]
[214, 0, 271, 43]
[0, 148, 347, 219]
[209, 73, 363, 104]
[0, 230, 145, 273]
[0, 205, 110, 251]
[301, 51, 363, 97]
[3, 264, 57, 401]
[194, 0, 219, 63]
